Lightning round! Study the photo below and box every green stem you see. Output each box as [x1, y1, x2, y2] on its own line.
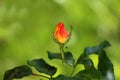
[50, 75, 53, 80]
[59, 44, 65, 63]
[32, 73, 50, 79]
[71, 65, 77, 77]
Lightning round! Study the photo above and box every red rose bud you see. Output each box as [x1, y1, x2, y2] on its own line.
[54, 22, 69, 44]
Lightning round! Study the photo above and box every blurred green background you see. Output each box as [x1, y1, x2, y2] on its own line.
[0, 0, 120, 80]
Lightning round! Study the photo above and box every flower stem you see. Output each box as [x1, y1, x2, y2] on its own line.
[59, 44, 65, 63]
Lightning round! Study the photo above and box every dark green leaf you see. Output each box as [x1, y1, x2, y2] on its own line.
[84, 46, 100, 55]
[4, 65, 32, 80]
[47, 51, 75, 66]
[64, 52, 75, 66]
[84, 40, 111, 55]
[98, 50, 115, 80]
[74, 67, 103, 80]
[47, 51, 61, 60]
[99, 40, 111, 49]
[76, 53, 94, 69]
[75, 53, 103, 80]
[28, 58, 57, 76]
[53, 75, 77, 80]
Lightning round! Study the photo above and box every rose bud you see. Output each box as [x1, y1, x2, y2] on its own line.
[53, 22, 70, 44]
